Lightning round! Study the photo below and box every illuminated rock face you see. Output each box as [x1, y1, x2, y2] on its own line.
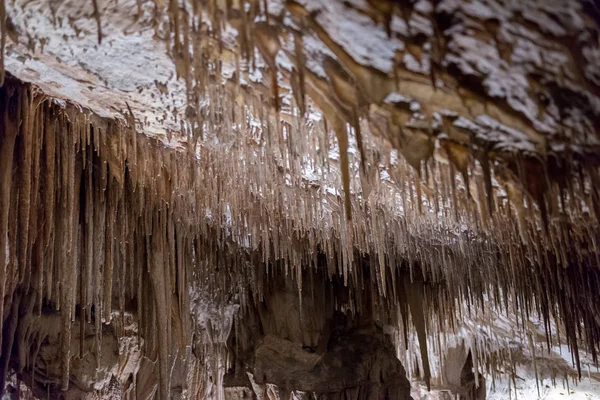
[0, 0, 599, 399]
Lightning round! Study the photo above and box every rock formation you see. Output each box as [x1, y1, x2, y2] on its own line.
[0, 0, 599, 399]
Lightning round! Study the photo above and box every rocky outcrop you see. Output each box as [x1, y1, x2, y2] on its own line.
[247, 328, 411, 400]
[221, 269, 413, 399]
[1, 311, 141, 399]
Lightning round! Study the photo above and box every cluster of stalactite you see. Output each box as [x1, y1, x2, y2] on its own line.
[1, 72, 599, 397]
[1, 0, 600, 397]
[151, 0, 600, 388]
[0, 79, 194, 398]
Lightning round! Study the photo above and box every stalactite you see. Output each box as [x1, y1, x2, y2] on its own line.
[0, 0, 5, 87]
[43, 106, 56, 304]
[25, 104, 42, 293]
[293, 33, 306, 116]
[17, 87, 32, 286]
[84, 153, 94, 324]
[404, 278, 431, 390]
[1, 90, 18, 370]
[103, 176, 117, 324]
[91, 0, 102, 44]
[333, 117, 352, 220]
[150, 209, 170, 400]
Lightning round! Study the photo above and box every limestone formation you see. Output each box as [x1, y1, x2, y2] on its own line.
[0, 0, 599, 399]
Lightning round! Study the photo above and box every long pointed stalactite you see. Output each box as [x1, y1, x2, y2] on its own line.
[0, 0, 5, 87]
